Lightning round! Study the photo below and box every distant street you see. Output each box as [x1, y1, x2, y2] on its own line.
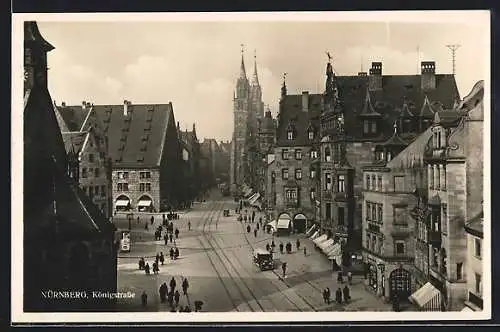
[115, 189, 390, 312]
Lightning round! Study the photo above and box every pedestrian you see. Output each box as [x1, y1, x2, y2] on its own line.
[254, 229, 257, 237]
[279, 242, 284, 254]
[246, 225, 251, 233]
[322, 288, 328, 304]
[335, 287, 343, 304]
[347, 271, 353, 285]
[141, 291, 148, 308]
[271, 240, 275, 249]
[343, 285, 351, 302]
[174, 247, 180, 259]
[145, 222, 148, 231]
[326, 287, 331, 304]
[151, 215, 154, 225]
[164, 234, 168, 245]
[296, 238, 301, 251]
[170, 247, 175, 260]
[138, 257, 145, 270]
[174, 290, 181, 306]
[156, 253, 160, 264]
[266, 243, 270, 252]
[188, 220, 191, 231]
[303, 246, 307, 256]
[282, 262, 287, 278]
[256, 223, 260, 230]
[337, 271, 343, 284]
[160, 252, 165, 265]
[137, 216, 140, 224]
[168, 291, 174, 307]
[175, 228, 180, 239]
[194, 300, 204, 312]
[170, 277, 177, 291]
[163, 213, 166, 225]
[152, 262, 159, 274]
[145, 263, 150, 275]
[169, 233, 173, 243]
[182, 277, 189, 295]
[159, 283, 167, 303]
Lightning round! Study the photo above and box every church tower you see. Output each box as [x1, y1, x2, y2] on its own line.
[230, 47, 265, 195]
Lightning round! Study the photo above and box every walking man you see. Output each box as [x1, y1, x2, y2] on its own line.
[175, 228, 180, 239]
[335, 287, 343, 304]
[150, 215, 154, 225]
[282, 262, 287, 278]
[182, 277, 189, 295]
[254, 228, 258, 238]
[170, 277, 177, 292]
[141, 291, 148, 308]
[343, 285, 351, 302]
[174, 290, 181, 307]
[160, 252, 165, 265]
[188, 220, 191, 231]
[347, 271, 353, 285]
[296, 238, 301, 251]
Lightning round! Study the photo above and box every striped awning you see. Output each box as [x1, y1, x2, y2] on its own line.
[319, 239, 334, 251]
[277, 219, 290, 229]
[313, 234, 328, 245]
[115, 200, 130, 207]
[326, 243, 342, 257]
[409, 282, 442, 311]
[137, 200, 152, 207]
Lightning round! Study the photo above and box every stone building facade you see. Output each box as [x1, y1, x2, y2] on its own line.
[268, 78, 321, 233]
[24, 21, 117, 312]
[179, 123, 202, 202]
[464, 211, 484, 311]
[316, 60, 460, 254]
[56, 100, 184, 213]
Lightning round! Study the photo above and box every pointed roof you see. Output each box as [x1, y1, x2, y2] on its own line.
[62, 131, 88, 155]
[359, 89, 381, 117]
[380, 123, 408, 147]
[239, 52, 247, 79]
[400, 102, 415, 118]
[420, 95, 436, 118]
[53, 103, 70, 132]
[251, 50, 260, 86]
[24, 21, 54, 52]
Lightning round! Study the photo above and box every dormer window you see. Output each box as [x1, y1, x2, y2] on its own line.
[324, 147, 332, 162]
[363, 120, 377, 134]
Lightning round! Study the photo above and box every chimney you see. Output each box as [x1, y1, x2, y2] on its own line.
[82, 101, 87, 110]
[368, 62, 382, 91]
[61, 101, 66, 107]
[421, 61, 436, 90]
[358, 72, 368, 76]
[123, 99, 128, 116]
[302, 91, 309, 112]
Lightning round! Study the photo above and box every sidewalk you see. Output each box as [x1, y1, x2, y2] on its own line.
[241, 208, 392, 312]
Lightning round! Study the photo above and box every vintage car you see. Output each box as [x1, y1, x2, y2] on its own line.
[253, 248, 274, 271]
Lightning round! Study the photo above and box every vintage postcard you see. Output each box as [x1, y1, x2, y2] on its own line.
[11, 10, 491, 323]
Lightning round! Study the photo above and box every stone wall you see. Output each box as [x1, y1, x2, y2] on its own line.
[112, 168, 161, 212]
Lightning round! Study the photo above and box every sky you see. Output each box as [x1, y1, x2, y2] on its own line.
[34, 12, 489, 141]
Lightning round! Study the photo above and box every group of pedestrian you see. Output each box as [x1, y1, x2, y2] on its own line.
[158, 277, 190, 308]
[278, 241, 294, 254]
[336, 271, 353, 285]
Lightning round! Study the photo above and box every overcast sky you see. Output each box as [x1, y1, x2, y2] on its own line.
[35, 13, 488, 141]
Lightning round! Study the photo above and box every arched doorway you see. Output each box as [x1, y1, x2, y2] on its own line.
[389, 267, 412, 301]
[276, 213, 292, 236]
[115, 195, 131, 212]
[293, 213, 307, 234]
[137, 195, 154, 212]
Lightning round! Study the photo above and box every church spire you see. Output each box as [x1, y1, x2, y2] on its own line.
[239, 44, 247, 79]
[281, 72, 287, 99]
[252, 49, 260, 86]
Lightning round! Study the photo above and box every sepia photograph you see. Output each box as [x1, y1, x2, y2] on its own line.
[11, 10, 490, 323]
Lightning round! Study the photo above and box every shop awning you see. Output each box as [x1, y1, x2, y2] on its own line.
[313, 234, 328, 245]
[305, 224, 317, 237]
[326, 243, 342, 257]
[137, 200, 152, 207]
[409, 282, 442, 311]
[277, 219, 290, 229]
[309, 230, 319, 240]
[115, 200, 130, 207]
[249, 193, 261, 205]
[319, 239, 334, 251]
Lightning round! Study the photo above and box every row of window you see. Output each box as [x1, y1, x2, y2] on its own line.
[366, 202, 383, 224]
[281, 149, 319, 160]
[428, 164, 447, 191]
[83, 185, 107, 198]
[82, 167, 102, 179]
[86, 152, 106, 162]
[324, 173, 346, 192]
[117, 182, 152, 192]
[286, 129, 316, 141]
[324, 203, 345, 225]
[366, 234, 407, 256]
[365, 174, 406, 192]
[116, 171, 152, 180]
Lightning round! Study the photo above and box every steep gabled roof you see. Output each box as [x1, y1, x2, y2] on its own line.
[56, 102, 174, 167]
[61, 131, 88, 155]
[277, 73, 459, 145]
[400, 103, 415, 118]
[434, 110, 462, 127]
[359, 89, 381, 117]
[420, 95, 436, 118]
